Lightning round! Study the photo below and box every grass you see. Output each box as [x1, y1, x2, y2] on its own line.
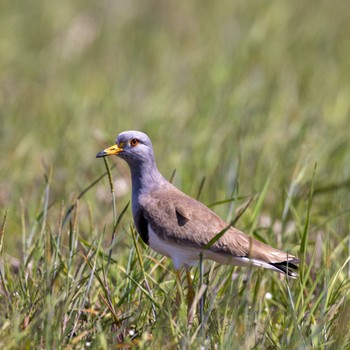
[1, 0, 350, 348]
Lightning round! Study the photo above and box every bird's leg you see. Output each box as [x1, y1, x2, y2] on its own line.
[174, 269, 183, 308]
[185, 267, 195, 315]
[173, 268, 195, 323]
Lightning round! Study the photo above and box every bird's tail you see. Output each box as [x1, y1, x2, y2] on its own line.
[269, 258, 299, 278]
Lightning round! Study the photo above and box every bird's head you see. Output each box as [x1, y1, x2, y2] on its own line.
[96, 130, 155, 166]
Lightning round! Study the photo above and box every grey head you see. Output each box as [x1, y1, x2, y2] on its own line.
[96, 130, 154, 165]
[96, 130, 168, 202]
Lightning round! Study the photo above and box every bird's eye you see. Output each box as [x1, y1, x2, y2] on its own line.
[130, 138, 139, 147]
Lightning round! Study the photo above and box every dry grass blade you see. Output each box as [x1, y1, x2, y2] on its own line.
[0, 211, 6, 255]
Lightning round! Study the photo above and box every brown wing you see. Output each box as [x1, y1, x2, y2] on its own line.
[140, 185, 297, 264]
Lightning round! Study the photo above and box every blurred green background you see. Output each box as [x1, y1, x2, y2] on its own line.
[1, 0, 350, 255]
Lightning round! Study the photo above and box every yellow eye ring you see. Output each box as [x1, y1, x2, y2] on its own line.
[130, 138, 139, 147]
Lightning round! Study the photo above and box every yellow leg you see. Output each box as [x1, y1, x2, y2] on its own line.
[174, 270, 182, 308]
[185, 269, 195, 314]
[173, 269, 196, 321]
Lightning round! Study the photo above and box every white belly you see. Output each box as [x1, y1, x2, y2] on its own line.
[148, 225, 199, 270]
[146, 226, 287, 275]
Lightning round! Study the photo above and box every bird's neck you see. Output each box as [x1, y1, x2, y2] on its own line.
[129, 160, 167, 201]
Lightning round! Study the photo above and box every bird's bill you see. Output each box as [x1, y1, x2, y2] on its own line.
[96, 144, 123, 158]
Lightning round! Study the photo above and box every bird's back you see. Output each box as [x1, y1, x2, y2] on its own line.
[139, 185, 297, 265]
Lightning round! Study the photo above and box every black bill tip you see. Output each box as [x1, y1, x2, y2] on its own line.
[96, 151, 107, 158]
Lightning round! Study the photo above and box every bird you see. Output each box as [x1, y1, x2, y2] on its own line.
[96, 131, 298, 303]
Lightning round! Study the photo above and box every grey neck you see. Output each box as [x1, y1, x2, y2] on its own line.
[128, 158, 168, 210]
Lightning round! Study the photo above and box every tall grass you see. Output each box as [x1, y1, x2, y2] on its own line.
[1, 160, 350, 348]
